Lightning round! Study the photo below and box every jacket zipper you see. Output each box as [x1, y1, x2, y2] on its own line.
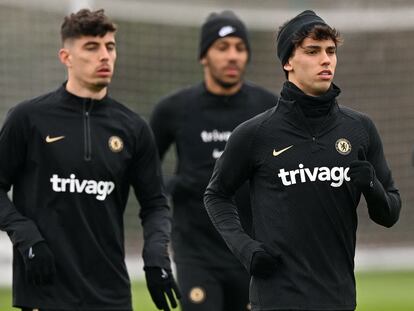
[83, 99, 94, 161]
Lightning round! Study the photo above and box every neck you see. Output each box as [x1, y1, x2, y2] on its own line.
[281, 81, 340, 118]
[66, 79, 107, 100]
[204, 75, 242, 96]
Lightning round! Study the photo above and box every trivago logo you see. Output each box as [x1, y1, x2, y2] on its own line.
[200, 130, 231, 143]
[277, 164, 350, 187]
[50, 174, 115, 201]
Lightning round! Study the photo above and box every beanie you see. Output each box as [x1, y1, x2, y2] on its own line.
[277, 10, 327, 66]
[199, 10, 250, 60]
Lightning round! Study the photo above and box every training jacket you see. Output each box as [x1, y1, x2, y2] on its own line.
[204, 82, 401, 310]
[0, 84, 172, 310]
[150, 82, 276, 268]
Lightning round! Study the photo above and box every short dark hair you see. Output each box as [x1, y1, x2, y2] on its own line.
[61, 9, 117, 43]
[290, 24, 342, 51]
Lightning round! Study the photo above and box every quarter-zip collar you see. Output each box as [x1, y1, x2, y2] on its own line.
[57, 82, 111, 111]
[56, 82, 110, 161]
[199, 81, 246, 106]
[277, 81, 343, 152]
[280, 81, 340, 117]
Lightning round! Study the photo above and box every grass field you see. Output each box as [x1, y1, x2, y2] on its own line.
[0, 270, 413, 311]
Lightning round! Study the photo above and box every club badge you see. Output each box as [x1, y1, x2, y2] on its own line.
[189, 286, 206, 304]
[108, 136, 124, 153]
[335, 138, 351, 155]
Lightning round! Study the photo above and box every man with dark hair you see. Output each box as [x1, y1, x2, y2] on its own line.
[150, 10, 276, 311]
[204, 10, 401, 311]
[0, 8, 180, 311]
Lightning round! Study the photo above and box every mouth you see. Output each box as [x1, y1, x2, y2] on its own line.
[318, 70, 333, 80]
[224, 66, 240, 76]
[96, 67, 112, 77]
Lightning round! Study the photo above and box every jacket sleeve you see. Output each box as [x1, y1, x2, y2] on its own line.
[204, 121, 264, 272]
[363, 117, 401, 227]
[150, 97, 182, 195]
[0, 107, 44, 255]
[149, 98, 176, 160]
[129, 121, 172, 269]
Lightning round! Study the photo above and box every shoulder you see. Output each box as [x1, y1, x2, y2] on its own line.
[5, 88, 60, 122]
[232, 106, 277, 139]
[106, 97, 149, 130]
[153, 84, 201, 115]
[337, 104, 382, 152]
[242, 82, 277, 102]
[338, 104, 376, 130]
[108, 99, 154, 147]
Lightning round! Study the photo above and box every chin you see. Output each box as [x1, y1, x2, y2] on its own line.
[94, 79, 111, 88]
[218, 79, 241, 89]
[314, 83, 331, 94]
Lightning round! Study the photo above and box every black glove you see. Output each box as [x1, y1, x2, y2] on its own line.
[349, 147, 375, 192]
[144, 267, 181, 311]
[250, 250, 279, 278]
[22, 241, 56, 285]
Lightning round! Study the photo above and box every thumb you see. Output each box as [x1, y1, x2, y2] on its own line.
[357, 146, 366, 161]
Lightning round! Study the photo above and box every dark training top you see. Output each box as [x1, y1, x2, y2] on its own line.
[0, 84, 171, 310]
[205, 82, 401, 310]
[150, 82, 276, 268]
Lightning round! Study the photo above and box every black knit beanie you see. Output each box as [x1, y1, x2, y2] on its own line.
[277, 10, 327, 66]
[199, 10, 250, 60]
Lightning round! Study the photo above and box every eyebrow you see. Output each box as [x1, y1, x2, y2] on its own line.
[302, 45, 336, 50]
[83, 40, 116, 47]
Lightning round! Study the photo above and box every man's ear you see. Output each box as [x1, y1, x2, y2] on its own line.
[200, 56, 207, 66]
[283, 59, 293, 72]
[58, 48, 72, 68]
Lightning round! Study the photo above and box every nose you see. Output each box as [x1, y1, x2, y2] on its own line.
[320, 51, 331, 66]
[99, 46, 110, 61]
[227, 46, 242, 60]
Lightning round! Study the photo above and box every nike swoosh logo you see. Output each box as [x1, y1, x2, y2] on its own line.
[273, 145, 293, 157]
[45, 135, 65, 143]
[218, 26, 235, 37]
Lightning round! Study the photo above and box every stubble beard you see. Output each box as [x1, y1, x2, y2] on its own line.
[93, 79, 111, 90]
[212, 71, 244, 90]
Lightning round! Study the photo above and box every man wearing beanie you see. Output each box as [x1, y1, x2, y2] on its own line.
[205, 9, 401, 311]
[150, 10, 276, 311]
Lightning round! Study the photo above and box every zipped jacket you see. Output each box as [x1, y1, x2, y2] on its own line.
[0, 84, 172, 310]
[205, 93, 401, 310]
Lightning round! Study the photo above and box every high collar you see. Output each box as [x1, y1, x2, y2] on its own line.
[280, 81, 341, 118]
[200, 81, 246, 101]
[57, 82, 111, 107]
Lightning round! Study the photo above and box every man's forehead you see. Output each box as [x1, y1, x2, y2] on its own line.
[66, 32, 116, 46]
[82, 33, 115, 43]
[301, 37, 335, 48]
[212, 36, 244, 45]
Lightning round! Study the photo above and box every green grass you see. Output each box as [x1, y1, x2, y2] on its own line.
[356, 270, 414, 311]
[0, 271, 413, 311]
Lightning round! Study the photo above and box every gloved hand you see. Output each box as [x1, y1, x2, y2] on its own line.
[144, 267, 181, 311]
[349, 147, 375, 192]
[250, 250, 279, 278]
[22, 241, 56, 285]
